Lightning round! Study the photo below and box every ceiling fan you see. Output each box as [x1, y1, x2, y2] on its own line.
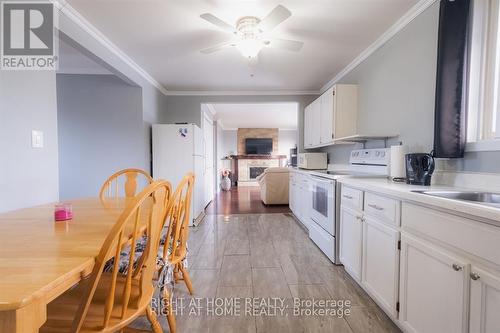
[200, 5, 304, 58]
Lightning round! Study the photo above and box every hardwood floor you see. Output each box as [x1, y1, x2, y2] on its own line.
[205, 186, 291, 215]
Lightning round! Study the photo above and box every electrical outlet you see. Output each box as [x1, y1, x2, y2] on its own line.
[31, 130, 44, 148]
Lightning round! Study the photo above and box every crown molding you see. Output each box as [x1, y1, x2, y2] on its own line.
[52, 0, 169, 96]
[164, 90, 320, 96]
[320, 0, 438, 93]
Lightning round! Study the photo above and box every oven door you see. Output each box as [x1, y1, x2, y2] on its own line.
[310, 176, 335, 235]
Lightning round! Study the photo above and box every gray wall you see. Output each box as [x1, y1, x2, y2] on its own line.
[164, 95, 317, 152]
[311, 2, 439, 165]
[221, 130, 237, 156]
[56, 74, 145, 199]
[311, 2, 500, 173]
[0, 71, 59, 212]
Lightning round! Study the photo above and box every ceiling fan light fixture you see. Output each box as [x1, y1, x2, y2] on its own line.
[237, 38, 262, 58]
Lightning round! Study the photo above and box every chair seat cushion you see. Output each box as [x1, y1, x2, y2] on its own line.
[103, 227, 188, 294]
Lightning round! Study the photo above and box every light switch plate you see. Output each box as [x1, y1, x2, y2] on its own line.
[31, 130, 44, 148]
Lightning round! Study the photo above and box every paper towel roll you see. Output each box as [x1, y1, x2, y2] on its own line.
[390, 145, 408, 181]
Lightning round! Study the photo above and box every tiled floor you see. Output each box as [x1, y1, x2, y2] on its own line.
[133, 213, 401, 332]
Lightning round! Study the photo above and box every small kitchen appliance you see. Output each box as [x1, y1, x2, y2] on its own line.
[298, 153, 327, 170]
[405, 153, 435, 186]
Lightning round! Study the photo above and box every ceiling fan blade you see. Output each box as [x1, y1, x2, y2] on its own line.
[258, 5, 292, 32]
[264, 38, 303, 52]
[200, 41, 236, 54]
[200, 13, 236, 33]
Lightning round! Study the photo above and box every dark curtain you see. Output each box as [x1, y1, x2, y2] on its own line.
[433, 0, 471, 158]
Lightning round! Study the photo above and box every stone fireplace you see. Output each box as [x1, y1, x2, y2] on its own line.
[230, 127, 287, 186]
[236, 157, 283, 186]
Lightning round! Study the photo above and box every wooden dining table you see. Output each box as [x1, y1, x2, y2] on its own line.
[0, 198, 139, 333]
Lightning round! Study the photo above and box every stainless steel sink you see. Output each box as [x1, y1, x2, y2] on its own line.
[411, 190, 500, 206]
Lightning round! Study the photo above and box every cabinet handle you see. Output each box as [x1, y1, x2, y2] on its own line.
[343, 195, 353, 199]
[368, 203, 384, 211]
[452, 263, 463, 272]
[470, 272, 481, 281]
[356, 215, 364, 222]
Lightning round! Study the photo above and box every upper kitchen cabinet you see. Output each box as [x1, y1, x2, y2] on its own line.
[304, 84, 358, 149]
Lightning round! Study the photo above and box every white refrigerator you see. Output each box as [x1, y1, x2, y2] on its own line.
[152, 124, 205, 226]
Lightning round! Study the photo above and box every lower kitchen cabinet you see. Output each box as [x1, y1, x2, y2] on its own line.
[289, 172, 311, 229]
[470, 266, 500, 333]
[399, 234, 469, 333]
[339, 205, 363, 280]
[362, 216, 399, 317]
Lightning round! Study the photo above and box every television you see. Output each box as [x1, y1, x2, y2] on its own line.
[245, 138, 273, 155]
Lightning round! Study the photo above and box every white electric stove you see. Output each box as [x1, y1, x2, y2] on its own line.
[306, 148, 390, 264]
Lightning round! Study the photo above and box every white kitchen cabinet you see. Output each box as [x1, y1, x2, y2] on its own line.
[311, 98, 321, 146]
[333, 84, 358, 139]
[362, 216, 400, 317]
[399, 234, 469, 333]
[289, 172, 311, 230]
[339, 205, 363, 280]
[320, 87, 334, 144]
[304, 104, 313, 148]
[304, 84, 358, 149]
[469, 266, 500, 333]
[289, 175, 297, 214]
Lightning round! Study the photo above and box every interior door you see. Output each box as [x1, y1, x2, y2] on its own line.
[399, 234, 468, 333]
[203, 114, 214, 207]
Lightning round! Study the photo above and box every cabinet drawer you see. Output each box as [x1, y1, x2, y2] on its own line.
[364, 192, 400, 226]
[341, 186, 363, 210]
[402, 203, 500, 267]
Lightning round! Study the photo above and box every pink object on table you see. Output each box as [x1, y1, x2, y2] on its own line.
[54, 203, 73, 221]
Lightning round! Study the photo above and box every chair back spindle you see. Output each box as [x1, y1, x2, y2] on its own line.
[72, 180, 171, 333]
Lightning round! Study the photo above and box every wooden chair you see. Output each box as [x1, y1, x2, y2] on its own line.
[99, 169, 153, 201]
[158, 173, 196, 333]
[40, 180, 172, 333]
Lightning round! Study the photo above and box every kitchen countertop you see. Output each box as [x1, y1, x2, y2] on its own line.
[337, 177, 500, 225]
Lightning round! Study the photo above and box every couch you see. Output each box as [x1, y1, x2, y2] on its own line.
[256, 167, 290, 205]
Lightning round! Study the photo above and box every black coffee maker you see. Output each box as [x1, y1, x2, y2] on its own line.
[405, 153, 435, 186]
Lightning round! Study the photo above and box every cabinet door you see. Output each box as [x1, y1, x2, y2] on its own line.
[311, 98, 321, 146]
[470, 266, 500, 333]
[303, 105, 312, 148]
[320, 87, 334, 144]
[362, 217, 399, 317]
[339, 206, 363, 280]
[289, 181, 296, 213]
[301, 179, 311, 229]
[399, 234, 469, 333]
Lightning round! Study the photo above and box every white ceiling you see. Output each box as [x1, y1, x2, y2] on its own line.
[65, 0, 419, 92]
[211, 103, 298, 129]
